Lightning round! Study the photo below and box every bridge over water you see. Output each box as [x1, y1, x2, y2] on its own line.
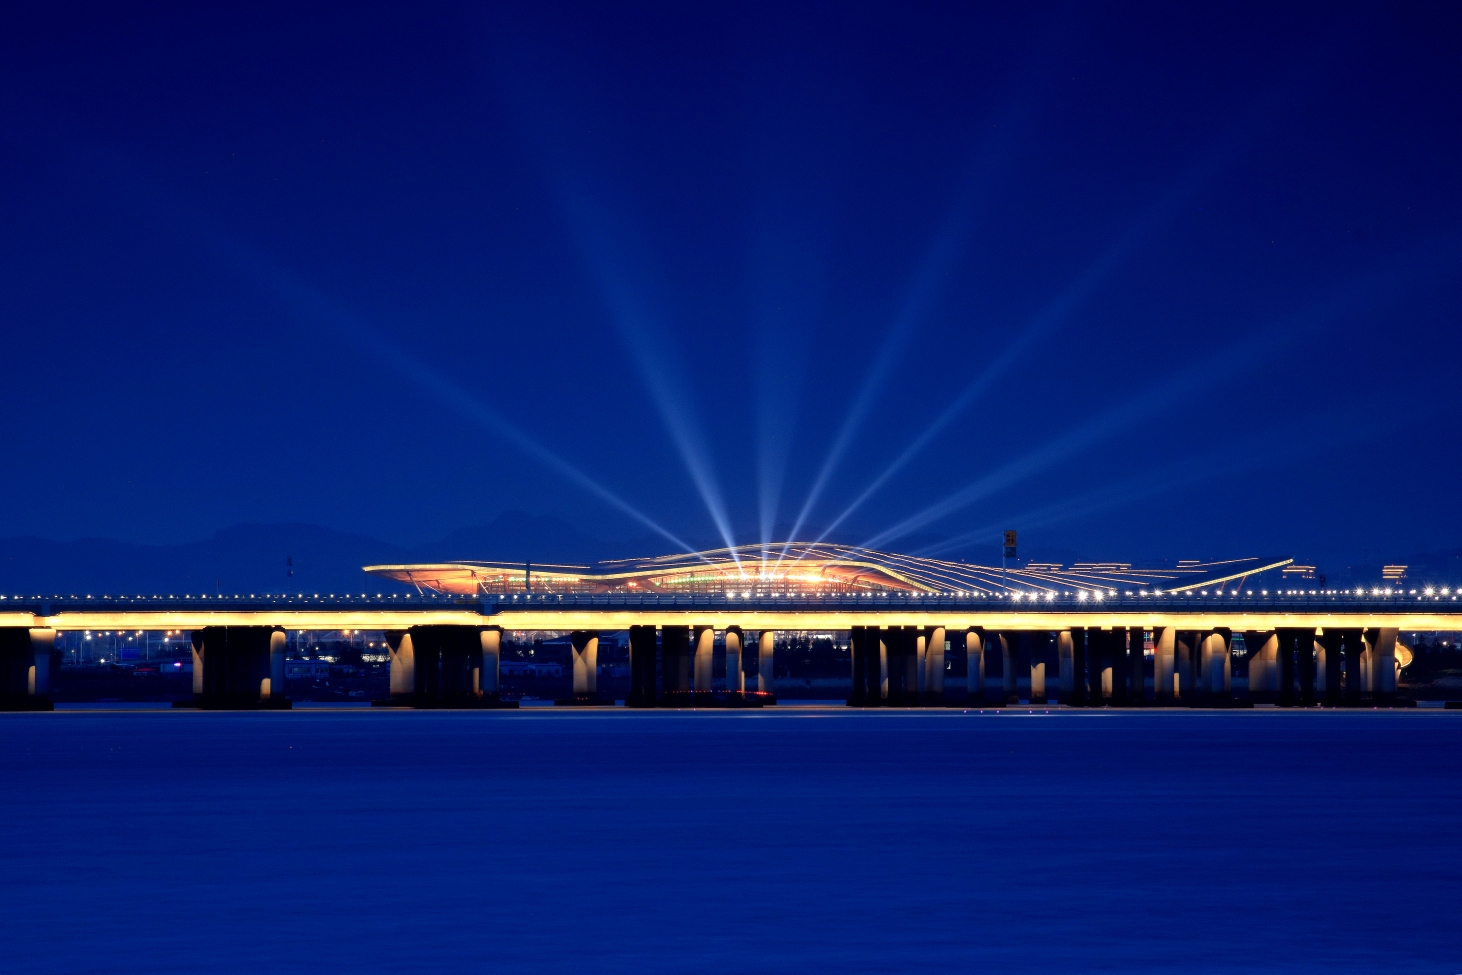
[3, 590, 1456, 710]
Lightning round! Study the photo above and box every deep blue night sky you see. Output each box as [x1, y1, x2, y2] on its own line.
[2, 3, 1460, 573]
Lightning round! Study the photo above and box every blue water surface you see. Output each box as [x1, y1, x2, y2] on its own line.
[2, 707, 1459, 974]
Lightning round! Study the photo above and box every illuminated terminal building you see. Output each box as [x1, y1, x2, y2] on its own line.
[361, 543, 1292, 597]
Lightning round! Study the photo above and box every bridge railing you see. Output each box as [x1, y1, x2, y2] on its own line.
[2, 589, 1459, 619]
[0, 592, 478, 616]
[480, 590, 1462, 616]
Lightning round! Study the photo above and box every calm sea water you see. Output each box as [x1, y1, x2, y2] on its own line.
[2, 707, 1459, 974]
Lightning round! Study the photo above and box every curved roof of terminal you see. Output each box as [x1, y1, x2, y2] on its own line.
[363, 543, 1292, 596]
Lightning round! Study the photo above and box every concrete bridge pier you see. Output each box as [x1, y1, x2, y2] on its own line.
[556, 631, 601, 706]
[1271, 628, 1312, 706]
[438, 628, 478, 703]
[479, 627, 503, 704]
[1174, 631, 1197, 703]
[380, 625, 506, 708]
[0, 627, 56, 711]
[1128, 627, 1146, 704]
[848, 626, 869, 705]
[870, 626, 885, 704]
[182, 626, 290, 710]
[693, 625, 714, 694]
[1244, 632, 1277, 703]
[915, 630, 928, 698]
[724, 627, 744, 698]
[1058, 629, 1075, 704]
[1365, 628, 1402, 705]
[883, 627, 902, 704]
[1313, 635, 1326, 701]
[1101, 629, 1118, 703]
[1313, 635, 1328, 703]
[1077, 627, 1094, 706]
[1103, 629, 1123, 706]
[1275, 630, 1298, 706]
[1068, 628, 1088, 706]
[1193, 632, 1207, 701]
[901, 627, 920, 704]
[883, 626, 917, 706]
[999, 632, 1019, 704]
[1153, 627, 1176, 704]
[1104, 629, 1118, 700]
[1342, 629, 1364, 706]
[1219, 630, 1234, 702]
[1194, 631, 1214, 702]
[977, 631, 998, 705]
[1086, 628, 1107, 705]
[269, 629, 287, 704]
[965, 628, 985, 702]
[1027, 632, 1047, 704]
[573, 631, 599, 697]
[757, 630, 776, 699]
[1360, 631, 1374, 697]
[661, 626, 692, 704]
[879, 628, 900, 704]
[627, 625, 658, 707]
[386, 629, 415, 705]
[857, 625, 885, 705]
[1196, 630, 1233, 706]
[866, 627, 881, 704]
[1296, 628, 1317, 706]
[1111, 628, 1134, 704]
[1320, 631, 1342, 706]
[878, 629, 890, 701]
[719, 628, 742, 698]
[925, 626, 946, 703]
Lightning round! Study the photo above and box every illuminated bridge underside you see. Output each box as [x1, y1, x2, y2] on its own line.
[3, 593, 1462, 631]
[364, 544, 1293, 597]
[5, 591, 1450, 713]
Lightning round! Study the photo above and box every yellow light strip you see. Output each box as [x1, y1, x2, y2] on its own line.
[7, 606, 1460, 631]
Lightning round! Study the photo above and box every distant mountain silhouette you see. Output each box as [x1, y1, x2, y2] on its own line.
[0, 512, 648, 596]
[1326, 548, 1462, 587]
[420, 513, 605, 565]
[0, 523, 408, 596]
[3, 514, 1345, 595]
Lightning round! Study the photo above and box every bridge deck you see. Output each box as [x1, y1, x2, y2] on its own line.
[1, 591, 1459, 630]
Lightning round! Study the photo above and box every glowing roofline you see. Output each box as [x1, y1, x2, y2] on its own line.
[365, 545, 1293, 598]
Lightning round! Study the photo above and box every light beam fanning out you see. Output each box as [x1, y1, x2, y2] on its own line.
[551, 177, 745, 571]
[492, 54, 743, 569]
[264, 267, 700, 556]
[779, 130, 1019, 558]
[813, 54, 1352, 549]
[814, 137, 1244, 547]
[861, 237, 1456, 553]
[912, 420, 1373, 558]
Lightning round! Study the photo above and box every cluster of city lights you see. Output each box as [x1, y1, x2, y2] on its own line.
[0, 593, 448, 602]
[9, 586, 1462, 607]
[507, 586, 1462, 602]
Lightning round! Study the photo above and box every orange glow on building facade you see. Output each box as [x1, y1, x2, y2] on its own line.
[363, 543, 1290, 598]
